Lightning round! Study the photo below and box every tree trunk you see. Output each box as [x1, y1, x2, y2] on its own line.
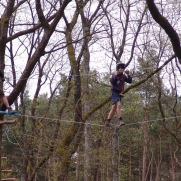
[75, 146, 80, 181]
[155, 135, 162, 181]
[80, 11, 92, 181]
[0, 125, 2, 180]
[56, 3, 86, 180]
[142, 107, 149, 181]
[169, 144, 175, 181]
[112, 124, 119, 181]
[129, 142, 133, 181]
[0, 1, 15, 180]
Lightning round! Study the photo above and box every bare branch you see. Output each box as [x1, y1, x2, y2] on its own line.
[146, 0, 181, 62]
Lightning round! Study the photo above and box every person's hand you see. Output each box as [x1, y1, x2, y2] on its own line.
[114, 71, 118, 75]
[124, 70, 129, 75]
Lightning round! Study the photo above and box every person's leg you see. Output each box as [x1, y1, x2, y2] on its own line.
[107, 104, 117, 119]
[116, 101, 121, 118]
[116, 101, 125, 126]
[0, 89, 10, 108]
[105, 104, 117, 126]
[2, 96, 10, 108]
[105, 90, 121, 126]
[2, 96, 15, 114]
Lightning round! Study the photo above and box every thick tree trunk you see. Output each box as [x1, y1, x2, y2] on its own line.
[0, 1, 15, 179]
[80, 11, 92, 181]
[56, 3, 84, 180]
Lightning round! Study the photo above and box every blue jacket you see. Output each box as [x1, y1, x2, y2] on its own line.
[110, 72, 132, 93]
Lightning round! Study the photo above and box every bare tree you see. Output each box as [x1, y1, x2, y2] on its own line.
[0, 0, 72, 180]
[1, 0, 181, 180]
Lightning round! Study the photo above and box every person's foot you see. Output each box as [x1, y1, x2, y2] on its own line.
[105, 119, 111, 127]
[7, 107, 16, 114]
[119, 120, 125, 126]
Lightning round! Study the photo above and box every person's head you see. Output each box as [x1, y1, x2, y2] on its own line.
[116, 62, 125, 72]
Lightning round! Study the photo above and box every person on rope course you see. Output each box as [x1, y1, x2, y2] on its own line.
[0, 70, 16, 114]
[105, 62, 132, 126]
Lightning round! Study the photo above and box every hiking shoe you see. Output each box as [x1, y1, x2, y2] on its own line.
[119, 120, 125, 126]
[105, 119, 111, 127]
[7, 107, 16, 114]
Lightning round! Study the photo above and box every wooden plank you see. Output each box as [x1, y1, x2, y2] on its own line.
[1, 170, 12, 172]
[0, 120, 16, 125]
[1, 157, 7, 160]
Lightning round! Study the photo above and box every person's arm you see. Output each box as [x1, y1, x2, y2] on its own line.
[110, 72, 119, 84]
[124, 70, 132, 84]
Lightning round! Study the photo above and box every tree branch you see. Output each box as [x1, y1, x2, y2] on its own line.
[35, 0, 50, 30]
[146, 0, 181, 62]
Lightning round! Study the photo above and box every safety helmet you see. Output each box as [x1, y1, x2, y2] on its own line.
[116, 62, 125, 70]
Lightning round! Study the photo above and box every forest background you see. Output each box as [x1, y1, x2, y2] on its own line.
[1, 0, 181, 181]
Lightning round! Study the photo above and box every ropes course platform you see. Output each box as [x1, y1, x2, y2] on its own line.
[0, 120, 16, 125]
[1, 178, 17, 181]
[0, 111, 19, 117]
[1, 170, 12, 173]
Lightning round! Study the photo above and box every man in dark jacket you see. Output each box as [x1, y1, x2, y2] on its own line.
[0, 70, 16, 114]
[105, 62, 132, 126]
